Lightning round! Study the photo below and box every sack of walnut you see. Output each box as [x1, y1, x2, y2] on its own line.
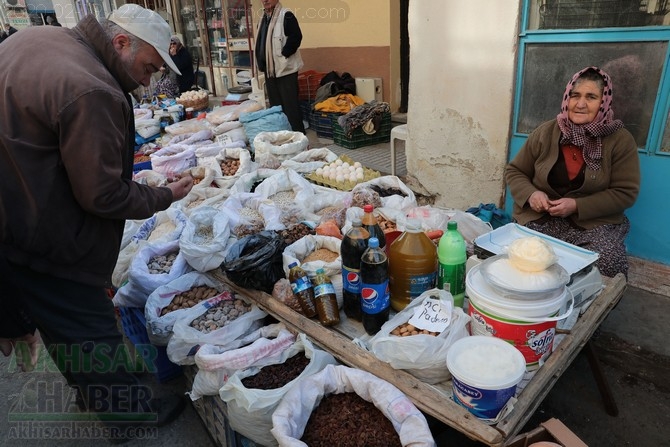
[144, 271, 225, 346]
[166, 288, 266, 365]
[188, 323, 295, 399]
[271, 364, 436, 447]
[368, 288, 470, 384]
[220, 333, 338, 447]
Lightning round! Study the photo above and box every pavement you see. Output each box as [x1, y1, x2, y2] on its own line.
[1, 132, 668, 446]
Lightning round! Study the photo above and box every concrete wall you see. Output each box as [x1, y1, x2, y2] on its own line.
[407, 0, 520, 210]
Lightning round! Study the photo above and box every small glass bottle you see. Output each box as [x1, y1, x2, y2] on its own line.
[288, 261, 317, 318]
[312, 268, 340, 326]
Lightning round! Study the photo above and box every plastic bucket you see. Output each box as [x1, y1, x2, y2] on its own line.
[466, 263, 572, 369]
[446, 335, 526, 423]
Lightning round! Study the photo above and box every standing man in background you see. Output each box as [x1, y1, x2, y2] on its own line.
[255, 0, 305, 133]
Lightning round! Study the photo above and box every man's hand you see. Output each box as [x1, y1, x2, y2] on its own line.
[0, 332, 40, 372]
[166, 175, 194, 201]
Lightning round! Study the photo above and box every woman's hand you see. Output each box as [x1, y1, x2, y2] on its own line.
[546, 198, 577, 218]
[528, 190, 550, 213]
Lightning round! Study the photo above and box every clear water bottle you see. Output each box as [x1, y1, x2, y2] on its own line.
[437, 221, 467, 307]
[360, 237, 390, 335]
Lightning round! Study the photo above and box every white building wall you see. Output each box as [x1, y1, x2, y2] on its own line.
[407, 0, 521, 209]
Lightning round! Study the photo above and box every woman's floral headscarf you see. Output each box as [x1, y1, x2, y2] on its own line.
[557, 66, 624, 171]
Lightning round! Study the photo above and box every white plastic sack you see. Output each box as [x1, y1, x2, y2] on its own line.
[368, 288, 471, 384]
[150, 144, 196, 178]
[112, 239, 191, 308]
[164, 118, 212, 136]
[166, 290, 266, 365]
[220, 192, 284, 232]
[189, 324, 295, 399]
[229, 168, 281, 195]
[135, 118, 160, 138]
[351, 176, 417, 211]
[134, 208, 188, 244]
[220, 334, 338, 447]
[173, 187, 228, 217]
[179, 206, 231, 272]
[271, 364, 436, 447]
[212, 147, 256, 189]
[205, 100, 263, 125]
[212, 120, 243, 135]
[215, 127, 248, 146]
[253, 169, 316, 201]
[133, 170, 167, 187]
[280, 147, 339, 174]
[254, 131, 309, 169]
[144, 271, 224, 346]
[282, 235, 343, 309]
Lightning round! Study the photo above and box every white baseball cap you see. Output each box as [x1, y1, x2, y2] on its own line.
[107, 4, 182, 75]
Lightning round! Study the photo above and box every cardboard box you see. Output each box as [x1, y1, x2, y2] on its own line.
[506, 418, 588, 447]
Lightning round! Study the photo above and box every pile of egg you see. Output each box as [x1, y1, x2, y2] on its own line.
[315, 159, 366, 184]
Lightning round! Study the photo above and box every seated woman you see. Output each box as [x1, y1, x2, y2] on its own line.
[505, 66, 640, 278]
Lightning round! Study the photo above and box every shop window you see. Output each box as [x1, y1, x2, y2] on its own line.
[527, 0, 670, 29]
[516, 41, 666, 149]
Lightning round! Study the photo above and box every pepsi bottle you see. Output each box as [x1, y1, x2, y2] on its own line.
[360, 237, 390, 335]
[340, 218, 370, 320]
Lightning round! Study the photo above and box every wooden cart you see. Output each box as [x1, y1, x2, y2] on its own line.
[224, 274, 626, 446]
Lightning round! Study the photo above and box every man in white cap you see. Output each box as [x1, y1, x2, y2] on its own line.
[0, 4, 192, 443]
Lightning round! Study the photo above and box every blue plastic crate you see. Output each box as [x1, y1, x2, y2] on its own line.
[310, 111, 341, 139]
[118, 306, 183, 383]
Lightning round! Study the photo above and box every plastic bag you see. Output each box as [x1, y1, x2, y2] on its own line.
[466, 203, 513, 229]
[254, 130, 309, 169]
[144, 271, 223, 346]
[280, 147, 339, 174]
[222, 230, 286, 294]
[368, 288, 470, 384]
[239, 105, 291, 152]
[189, 323, 295, 399]
[220, 334, 338, 447]
[112, 239, 192, 308]
[179, 206, 231, 272]
[149, 144, 196, 178]
[271, 364, 436, 447]
[166, 290, 266, 365]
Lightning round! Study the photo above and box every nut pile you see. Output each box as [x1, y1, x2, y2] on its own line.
[301, 392, 401, 447]
[219, 158, 240, 176]
[376, 214, 397, 233]
[160, 285, 220, 316]
[189, 296, 252, 333]
[147, 252, 178, 274]
[233, 222, 264, 238]
[391, 322, 440, 337]
[279, 223, 314, 245]
[241, 352, 309, 390]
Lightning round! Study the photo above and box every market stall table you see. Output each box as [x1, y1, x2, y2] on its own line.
[221, 273, 626, 447]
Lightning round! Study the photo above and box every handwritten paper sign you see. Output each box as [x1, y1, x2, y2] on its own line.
[408, 297, 452, 333]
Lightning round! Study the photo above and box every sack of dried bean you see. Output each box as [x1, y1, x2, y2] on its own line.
[271, 364, 436, 447]
[253, 130, 309, 169]
[368, 288, 470, 384]
[112, 239, 192, 308]
[166, 289, 267, 365]
[220, 334, 338, 447]
[280, 147, 339, 174]
[189, 323, 295, 399]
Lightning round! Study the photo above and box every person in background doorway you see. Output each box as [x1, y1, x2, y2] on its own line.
[0, 4, 192, 442]
[255, 0, 305, 133]
[169, 35, 195, 93]
[505, 66, 640, 278]
[46, 16, 62, 26]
